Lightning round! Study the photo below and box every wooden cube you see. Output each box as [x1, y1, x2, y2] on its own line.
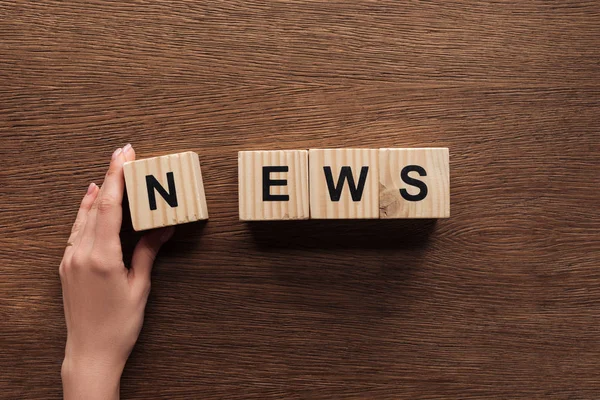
[123, 151, 208, 231]
[379, 148, 450, 219]
[238, 150, 309, 220]
[309, 149, 379, 219]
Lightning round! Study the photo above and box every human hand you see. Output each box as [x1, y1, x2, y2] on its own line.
[60, 144, 174, 400]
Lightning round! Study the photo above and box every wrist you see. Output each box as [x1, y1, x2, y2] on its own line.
[62, 355, 123, 400]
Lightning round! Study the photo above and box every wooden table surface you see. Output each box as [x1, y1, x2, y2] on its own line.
[1, 1, 599, 399]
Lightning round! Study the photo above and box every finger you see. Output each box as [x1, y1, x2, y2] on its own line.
[130, 227, 175, 295]
[123, 143, 136, 163]
[94, 145, 131, 244]
[80, 146, 127, 251]
[66, 182, 99, 250]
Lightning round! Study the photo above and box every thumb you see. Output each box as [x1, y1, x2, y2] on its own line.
[130, 226, 175, 293]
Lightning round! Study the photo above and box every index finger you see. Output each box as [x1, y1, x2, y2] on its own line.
[94, 144, 135, 242]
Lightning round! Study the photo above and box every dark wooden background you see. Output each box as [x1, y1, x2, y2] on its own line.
[1, 1, 599, 399]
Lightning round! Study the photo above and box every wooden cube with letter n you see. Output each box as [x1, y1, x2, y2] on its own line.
[123, 151, 208, 231]
[379, 148, 450, 219]
[309, 149, 379, 219]
[238, 150, 309, 220]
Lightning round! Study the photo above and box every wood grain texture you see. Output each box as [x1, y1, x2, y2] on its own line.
[380, 148, 450, 219]
[124, 151, 208, 231]
[309, 149, 379, 219]
[238, 150, 309, 221]
[1, 1, 599, 399]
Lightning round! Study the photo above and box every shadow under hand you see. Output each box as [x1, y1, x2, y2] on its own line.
[247, 219, 437, 251]
[119, 195, 207, 266]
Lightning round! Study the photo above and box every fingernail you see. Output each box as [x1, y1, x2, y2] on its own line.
[112, 148, 122, 160]
[160, 227, 175, 243]
[123, 143, 132, 154]
[86, 182, 96, 195]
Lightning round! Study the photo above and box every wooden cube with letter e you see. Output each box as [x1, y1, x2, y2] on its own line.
[123, 151, 209, 231]
[309, 149, 379, 219]
[238, 150, 309, 220]
[379, 148, 450, 219]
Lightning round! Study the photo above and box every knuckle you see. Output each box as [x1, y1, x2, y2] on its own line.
[89, 250, 123, 276]
[70, 251, 87, 270]
[70, 220, 82, 234]
[91, 265, 111, 276]
[106, 165, 120, 178]
[105, 164, 116, 176]
[97, 195, 118, 214]
[58, 261, 67, 278]
[68, 249, 121, 277]
[88, 251, 109, 274]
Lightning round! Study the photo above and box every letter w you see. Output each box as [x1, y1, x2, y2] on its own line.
[323, 166, 369, 202]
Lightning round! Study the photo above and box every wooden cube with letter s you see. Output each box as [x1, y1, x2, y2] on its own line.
[379, 148, 450, 219]
[123, 151, 208, 231]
